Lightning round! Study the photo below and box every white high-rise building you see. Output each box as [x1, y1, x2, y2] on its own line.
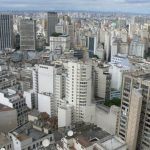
[32, 64, 63, 115]
[33, 64, 55, 94]
[66, 61, 94, 123]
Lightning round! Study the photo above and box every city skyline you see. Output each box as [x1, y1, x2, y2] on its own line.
[0, 0, 150, 14]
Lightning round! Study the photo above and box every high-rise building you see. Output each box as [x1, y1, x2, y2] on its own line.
[20, 18, 36, 50]
[0, 14, 13, 51]
[94, 65, 111, 101]
[47, 12, 58, 43]
[118, 71, 150, 150]
[66, 61, 94, 123]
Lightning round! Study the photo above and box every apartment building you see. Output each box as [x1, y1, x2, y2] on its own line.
[94, 64, 111, 101]
[66, 61, 95, 123]
[118, 71, 150, 150]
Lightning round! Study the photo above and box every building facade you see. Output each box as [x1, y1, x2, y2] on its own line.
[118, 71, 150, 150]
[20, 18, 36, 50]
[0, 14, 13, 51]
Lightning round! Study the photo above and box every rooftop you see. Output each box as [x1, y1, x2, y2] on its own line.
[97, 136, 127, 150]
[57, 123, 110, 149]
[10, 122, 47, 142]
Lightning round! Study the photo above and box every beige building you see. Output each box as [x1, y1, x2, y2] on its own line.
[0, 104, 17, 133]
[118, 71, 150, 150]
[94, 64, 111, 101]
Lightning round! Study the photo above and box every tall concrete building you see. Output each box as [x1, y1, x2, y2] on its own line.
[66, 61, 95, 123]
[118, 71, 150, 150]
[47, 12, 58, 43]
[20, 18, 36, 50]
[94, 65, 111, 101]
[0, 14, 13, 51]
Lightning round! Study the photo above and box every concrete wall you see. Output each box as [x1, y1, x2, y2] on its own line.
[38, 93, 52, 116]
[0, 109, 17, 133]
[95, 105, 120, 135]
[58, 105, 72, 128]
[38, 65, 54, 94]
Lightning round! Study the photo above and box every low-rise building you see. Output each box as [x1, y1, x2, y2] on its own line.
[49, 34, 70, 51]
[0, 133, 14, 150]
[56, 123, 127, 150]
[9, 122, 55, 150]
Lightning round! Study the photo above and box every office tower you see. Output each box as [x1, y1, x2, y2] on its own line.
[66, 61, 93, 123]
[47, 12, 58, 43]
[20, 18, 36, 50]
[0, 14, 13, 51]
[86, 36, 97, 57]
[118, 71, 150, 150]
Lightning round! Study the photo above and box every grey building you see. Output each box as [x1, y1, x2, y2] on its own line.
[47, 12, 58, 43]
[0, 103, 17, 134]
[20, 18, 36, 51]
[0, 14, 13, 51]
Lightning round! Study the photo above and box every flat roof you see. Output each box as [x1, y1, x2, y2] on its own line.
[11, 122, 47, 142]
[100, 136, 126, 150]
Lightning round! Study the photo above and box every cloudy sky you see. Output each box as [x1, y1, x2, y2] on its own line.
[0, 0, 150, 13]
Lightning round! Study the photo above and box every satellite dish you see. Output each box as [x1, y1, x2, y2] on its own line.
[67, 130, 74, 137]
[42, 139, 50, 147]
[0, 148, 6, 150]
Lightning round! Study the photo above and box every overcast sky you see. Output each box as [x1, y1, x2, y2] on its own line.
[0, 0, 150, 13]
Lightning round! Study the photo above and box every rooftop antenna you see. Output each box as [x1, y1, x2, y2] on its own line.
[42, 139, 50, 148]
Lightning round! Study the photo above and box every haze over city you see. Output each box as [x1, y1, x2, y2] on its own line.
[0, 0, 150, 13]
